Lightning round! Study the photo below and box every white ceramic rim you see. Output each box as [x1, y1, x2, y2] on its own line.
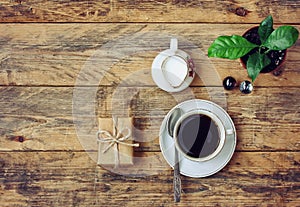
[159, 99, 236, 178]
[173, 109, 226, 162]
[151, 49, 195, 92]
[161, 54, 189, 88]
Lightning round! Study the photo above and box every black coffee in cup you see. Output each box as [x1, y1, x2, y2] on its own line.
[176, 114, 220, 159]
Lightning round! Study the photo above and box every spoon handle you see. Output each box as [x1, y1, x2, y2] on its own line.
[174, 148, 181, 202]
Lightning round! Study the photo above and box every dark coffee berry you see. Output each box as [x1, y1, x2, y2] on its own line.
[239, 80, 253, 94]
[223, 76, 237, 90]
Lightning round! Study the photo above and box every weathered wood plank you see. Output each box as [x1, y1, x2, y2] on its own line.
[0, 86, 299, 151]
[0, 24, 299, 86]
[0, 1, 298, 206]
[0, 0, 299, 23]
[0, 151, 299, 206]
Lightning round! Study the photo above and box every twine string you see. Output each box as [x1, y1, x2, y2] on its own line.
[96, 116, 139, 166]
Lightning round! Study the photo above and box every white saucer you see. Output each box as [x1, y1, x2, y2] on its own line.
[151, 49, 195, 92]
[159, 99, 236, 178]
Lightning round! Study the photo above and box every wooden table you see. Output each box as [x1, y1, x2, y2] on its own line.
[0, 1, 299, 206]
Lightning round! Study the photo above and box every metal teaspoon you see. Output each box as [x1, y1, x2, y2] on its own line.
[167, 108, 183, 202]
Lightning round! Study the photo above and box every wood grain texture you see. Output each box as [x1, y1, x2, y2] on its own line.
[0, 151, 299, 206]
[0, 1, 299, 206]
[0, 24, 299, 87]
[0, 0, 299, 23]
[0, 86, 299, 151]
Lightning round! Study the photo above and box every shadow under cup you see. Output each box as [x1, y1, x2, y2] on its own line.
[174, 111, 226, 162]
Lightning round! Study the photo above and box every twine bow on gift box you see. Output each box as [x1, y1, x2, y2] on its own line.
[96, 116, 139, 167]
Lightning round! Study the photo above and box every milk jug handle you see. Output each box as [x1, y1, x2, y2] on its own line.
[170, 38, 178, 52]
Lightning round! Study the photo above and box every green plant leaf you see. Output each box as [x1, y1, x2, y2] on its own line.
[247, 52, 271, 82]
[263, 26, 299, 50]
[208, 35, 258, 60]
[258, 15, 273, 43]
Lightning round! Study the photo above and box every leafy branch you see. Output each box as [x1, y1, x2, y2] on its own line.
[208, 15, 299, 82]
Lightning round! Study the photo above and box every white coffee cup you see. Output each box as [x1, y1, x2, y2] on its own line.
[173, 109, 233, 162]
[161, 38, 195, 88]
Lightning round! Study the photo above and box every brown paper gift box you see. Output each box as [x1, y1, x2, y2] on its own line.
[97, 117, 135, 166]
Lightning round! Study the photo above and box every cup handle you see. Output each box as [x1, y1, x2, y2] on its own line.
[170, 38, 178, 53]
